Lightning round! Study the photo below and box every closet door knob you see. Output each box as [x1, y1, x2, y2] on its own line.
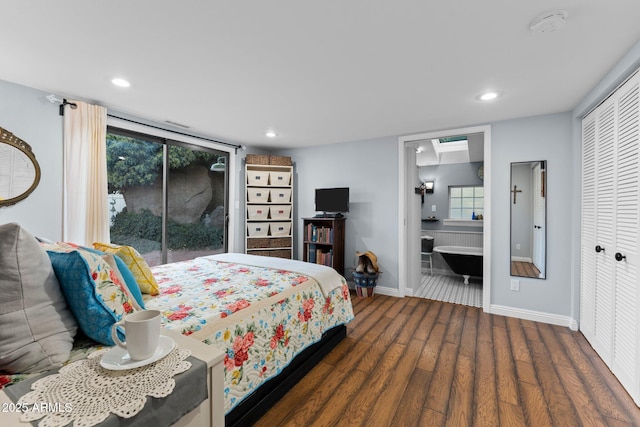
[615, 252, 626, 262]
[595, 245, 605, 253]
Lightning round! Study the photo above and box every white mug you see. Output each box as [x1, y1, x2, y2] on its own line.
[111, 309, 161, 361]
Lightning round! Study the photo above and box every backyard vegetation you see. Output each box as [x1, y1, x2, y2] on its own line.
[106, 133, 225, 256]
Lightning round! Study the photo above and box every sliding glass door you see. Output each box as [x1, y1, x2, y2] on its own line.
[106, 127, 228, 266]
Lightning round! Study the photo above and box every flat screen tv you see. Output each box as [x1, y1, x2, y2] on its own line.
[315, 187, 349, 216]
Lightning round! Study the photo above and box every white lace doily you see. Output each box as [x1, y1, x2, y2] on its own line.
[17, 346, 192, 427]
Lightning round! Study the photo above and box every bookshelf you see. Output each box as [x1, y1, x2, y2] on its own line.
[302, 217, 345, 275]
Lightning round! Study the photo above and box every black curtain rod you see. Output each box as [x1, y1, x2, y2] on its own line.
[107, 113, 242, 152]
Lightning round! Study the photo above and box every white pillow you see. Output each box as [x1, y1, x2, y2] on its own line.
[0, 223, 78, 373]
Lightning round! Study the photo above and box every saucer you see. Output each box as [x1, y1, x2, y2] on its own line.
[100, 335, 175, 370]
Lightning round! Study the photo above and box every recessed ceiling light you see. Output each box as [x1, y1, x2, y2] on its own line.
[111, 78, 130, 88]
[266, 131, 277, 138]
[478, 91, 499, 101]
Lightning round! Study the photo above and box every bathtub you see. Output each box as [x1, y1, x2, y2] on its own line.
[433, 246, 483, 285]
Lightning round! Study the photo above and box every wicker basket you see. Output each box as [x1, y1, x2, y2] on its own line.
[270, 237, 292, 248]
[246, 154, 270, 165]
[269, 155, 292, 166]
[270, 249, 292, 258]
[247, 238, 271, 249]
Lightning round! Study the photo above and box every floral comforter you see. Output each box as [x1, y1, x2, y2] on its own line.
[145, 254, 354, 414]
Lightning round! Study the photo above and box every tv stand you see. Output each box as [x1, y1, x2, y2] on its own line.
[314, 212, 344, 218]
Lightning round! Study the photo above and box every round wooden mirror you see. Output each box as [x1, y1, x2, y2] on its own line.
[0, 127, 41, 207]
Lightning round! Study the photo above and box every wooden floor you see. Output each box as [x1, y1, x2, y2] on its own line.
[510, 261, 541, 278]
[255, 293, 640, 427]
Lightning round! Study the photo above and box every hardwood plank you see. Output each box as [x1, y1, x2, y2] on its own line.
[492, 313, 506, 329]
[506, 317, 532, 363]
[342, 343, 406, 426]
[396, 300, 428, 345]
[436, 301, 454, 324]
[492, 325, 519, 405]
[444, 304, 465, 345]
[514, 360, 538, 385]
[385, 295, 410, 319]
[498, 401, 526, 426]
[473, 340, 499, 427]
[391, 368, 433, 427]
[459, 307, 478, 358]
[253, 361, 333, 426]
[425, 341, 458, 414]
[419, 408, 445, 427]
[445, 354, 474, 427]
[366, 338, 424, 426]
[412, 299, 440, 342]
[538, 322, 573, 368]
[556, 364, 608, 426]
[529, 339, 581, 426]
[416, 322, 447, 372]
[519, 382, 553, 426]
[477, 310, 493, 343]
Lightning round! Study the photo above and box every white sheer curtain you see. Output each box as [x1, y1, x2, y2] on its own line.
[63, 101, 109, 245]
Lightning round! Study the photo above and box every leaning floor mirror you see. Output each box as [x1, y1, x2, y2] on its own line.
[510, 160, 546, 279]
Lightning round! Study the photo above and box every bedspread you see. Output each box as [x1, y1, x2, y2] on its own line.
[145, 254, 354, 413]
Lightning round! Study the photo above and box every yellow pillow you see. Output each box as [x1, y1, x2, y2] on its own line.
[92, 242, 159, 295]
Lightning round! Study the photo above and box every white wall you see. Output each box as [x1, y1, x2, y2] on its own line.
[491, 112, 573, 316]
[278, 137, 399, 288]
[0, 81, 63, 239]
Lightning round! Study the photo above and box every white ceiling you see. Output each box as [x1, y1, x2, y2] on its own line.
[2, 1, 640, 149]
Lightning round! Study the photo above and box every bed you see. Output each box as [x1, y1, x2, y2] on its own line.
[1, 248, 354, 427]
[146, 252, 354, 425]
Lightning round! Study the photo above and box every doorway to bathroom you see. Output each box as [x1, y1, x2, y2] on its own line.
[397, 125, 491, 309]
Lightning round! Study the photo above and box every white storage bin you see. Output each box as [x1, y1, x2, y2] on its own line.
[247, 223, 270, 237]
[270, 222, 291, 237]
[270, 188, 291, 203]
[247, 171, 270, 185]
[270, 205, 291, 220]
[247, 205, 269, 220]
[247, 188, 270, 203]
[269, 171, 291, 186]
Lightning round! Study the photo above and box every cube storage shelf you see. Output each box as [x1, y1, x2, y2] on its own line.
[245, 158, 293, 259]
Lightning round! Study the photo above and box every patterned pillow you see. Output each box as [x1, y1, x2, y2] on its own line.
[45, 245, 136, 346]
[93, 242, 159, 295]
[54, 242, 146, 309]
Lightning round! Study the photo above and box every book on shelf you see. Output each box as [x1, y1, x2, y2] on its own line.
[309, 244, 316, 263]
[305, 223, 333, 244]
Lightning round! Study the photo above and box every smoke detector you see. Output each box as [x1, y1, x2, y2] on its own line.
[529, 10, 568, 33]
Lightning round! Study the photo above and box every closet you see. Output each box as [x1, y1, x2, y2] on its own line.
[581, 69, 640, 406]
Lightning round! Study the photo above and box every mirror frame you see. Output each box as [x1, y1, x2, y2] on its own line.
[0, 127, 41, 207]
[510, 160, 546, 279]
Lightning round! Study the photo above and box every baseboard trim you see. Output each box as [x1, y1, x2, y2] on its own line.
[358, 287, 579, 331]
[371, 286, 400, 298]
[489, 304, 578, 330]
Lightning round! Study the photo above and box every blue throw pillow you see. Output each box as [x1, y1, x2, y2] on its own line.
[46, 249, 135, 346]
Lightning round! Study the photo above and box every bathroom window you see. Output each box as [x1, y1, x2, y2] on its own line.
[449, 186, 483, 219]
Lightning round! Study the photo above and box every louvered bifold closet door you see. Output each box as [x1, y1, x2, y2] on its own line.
[612, 72, 640, 403]
[592, 99, 617, 364]
[580, 114, 597, 338]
